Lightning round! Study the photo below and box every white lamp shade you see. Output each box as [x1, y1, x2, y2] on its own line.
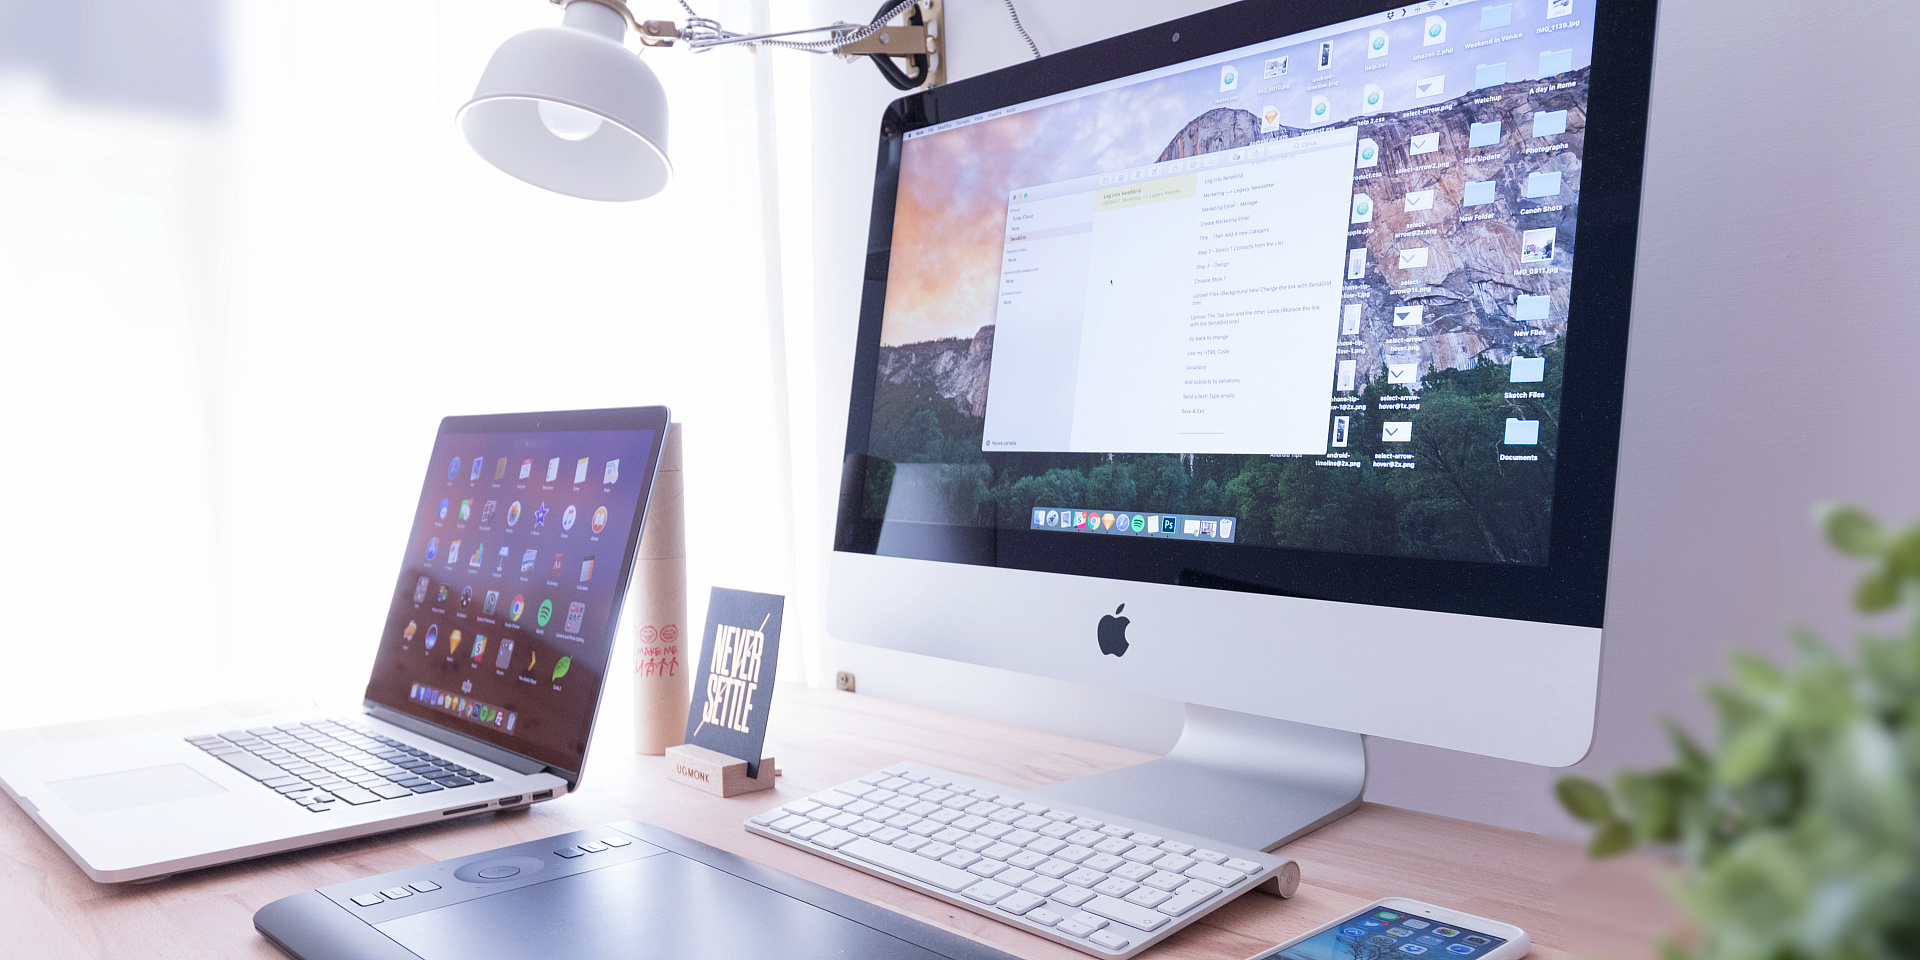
[458, 2, 672, 202]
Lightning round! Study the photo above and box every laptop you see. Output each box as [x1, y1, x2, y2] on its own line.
[0, 406, 671, 883]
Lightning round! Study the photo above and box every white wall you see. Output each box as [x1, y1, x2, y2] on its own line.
[809, 0, 1920, 835]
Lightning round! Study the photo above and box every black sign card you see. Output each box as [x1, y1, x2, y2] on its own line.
[685, 587, 784, 778]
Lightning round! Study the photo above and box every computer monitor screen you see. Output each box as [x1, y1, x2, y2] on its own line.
[838, 0, 1654, 630]
[364, 408, 669, 775]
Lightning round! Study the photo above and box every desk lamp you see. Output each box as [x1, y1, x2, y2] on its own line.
[459, 0, 950, 201]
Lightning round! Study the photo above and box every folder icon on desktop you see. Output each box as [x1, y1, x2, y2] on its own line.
[1510, 357, 1546, 383]
[1468, 121, 1501, 148]
[1532, 110, 1567, 137]
[1524, 171, 1563, 198]
[1479, 3, 1512, 29]
[1462, 180, 1496, 207]
[1475, 63, 1507, 88]
[1504, 419, 1541, 445]
[1515, 294, 1551, 321]
[1538, 49, 1573, 77]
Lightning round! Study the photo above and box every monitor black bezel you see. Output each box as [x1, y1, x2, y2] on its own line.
[833, 0, 1658, 630]
[364, 404, 671, 781]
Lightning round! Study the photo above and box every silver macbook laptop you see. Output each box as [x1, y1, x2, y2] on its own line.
[0, 406, 671, 883]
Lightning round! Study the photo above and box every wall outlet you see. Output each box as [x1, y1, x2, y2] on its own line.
[835, 671, 857, 693]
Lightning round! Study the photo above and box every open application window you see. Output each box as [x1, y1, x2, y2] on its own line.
[983, 129, 1357, 455]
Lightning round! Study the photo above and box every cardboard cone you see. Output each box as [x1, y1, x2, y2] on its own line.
[632, 422, 689, 754]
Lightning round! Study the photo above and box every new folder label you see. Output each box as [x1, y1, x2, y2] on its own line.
[685, 587, 784, 777]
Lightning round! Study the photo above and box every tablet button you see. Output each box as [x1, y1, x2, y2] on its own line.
[477, 865, 520, 879]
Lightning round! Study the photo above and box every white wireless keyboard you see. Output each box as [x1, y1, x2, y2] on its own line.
[745, 762, 1299, 959]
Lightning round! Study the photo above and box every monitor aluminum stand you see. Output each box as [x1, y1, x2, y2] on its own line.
[1028, 705, 1365, 853]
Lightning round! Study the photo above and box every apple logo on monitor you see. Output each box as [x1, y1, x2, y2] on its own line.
[1097, 604, 1130, 657]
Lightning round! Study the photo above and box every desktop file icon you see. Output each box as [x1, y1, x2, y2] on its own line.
[573, 458, 590, 484]
[546, 457, 561, 482]
[603, 459, 619, 484]
[579, 555, 595, 583]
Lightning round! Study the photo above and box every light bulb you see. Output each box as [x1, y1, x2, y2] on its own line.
[537, 100, 604, 141]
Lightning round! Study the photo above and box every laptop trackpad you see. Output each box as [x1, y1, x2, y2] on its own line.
[48, 764, 227, 815]
[376, 852, 952, 960]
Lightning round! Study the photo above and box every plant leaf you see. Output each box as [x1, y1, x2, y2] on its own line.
[1818, 503, 1884, 557]
[1556, 776, 1615, 824]
[1587, 819, 1634, 858]
[1855, 564, 1899, 613]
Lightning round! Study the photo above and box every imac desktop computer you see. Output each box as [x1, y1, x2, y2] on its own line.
[827, 0, 1658, 856]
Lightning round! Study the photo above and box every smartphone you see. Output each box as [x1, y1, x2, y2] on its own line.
[1245, 898, 1530, 960]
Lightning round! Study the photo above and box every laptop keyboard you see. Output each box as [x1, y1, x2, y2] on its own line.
[186, 719, 492, 813]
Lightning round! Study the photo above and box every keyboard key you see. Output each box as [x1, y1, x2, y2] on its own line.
[953, 815, 990, 832]
[828, 813, 863, 829]
[783, 800, 822, 817]
[997, 867, 1037, 887]
[1143, 871, 1190, 892]
[982, 842, 1022, 860]
[997, 891, 1046, 915]
[1035, 859, 1077, 879]
[410, 782, 445, 794]
[988, 808, 1024, 824]
[845, 801, 880, 817]
[1026, 908, 1064, 927]
[1124, 888, 1172, 908]
[1184, 862, 1246, 887]
[1121, 846, 1164, 864]
[1156, 886, 1220, 916]
[907, 821, 943, 837]
[1155, 854, 1196, 873]
[1057, 919, 1098, 939]
[1043, 810, 1076, 822]
[1014, 816, 1051, 831]
[1225, 857, 1263, 875]
[1052, 885, 1097, 908]
[1192, 848, 1228, 864]
[1092, 837, 1133, 856]
[976, 822, 1014, 840]
[954, 834, 993, 852]
[1157, 841, 1195, 856]
[967, 859, 1007, 878]
[439, 777, 474, 788]
[1071, 818, 1104, 830]
[1091, 877, 1138, 898]
[1027, 837, 1068, 855]
[1070, 912, 1109, 932]
[333, 786, 381, 805]
[749, 809, 788, 826]
[1083, 853, 1125, 873]
[1090, 930, 1132, 951]
[848, 819, 885, 837]
[940, 850, 982, 869]
[791, 822, 830, 840]
[962, 879, 1015, 904]
[841, 838, 978, 892]
[917, 842, 956, 860]
[1007, 850, 1049, 870]
[813, 829, 858, 850]
[372, 785, 413, 800]
[938, 829, 974, 846]
[1023, 876, 1066, 896]
[769, 815, 810, 833]
[892, 835, 929, 852]
[926, 808, 964, 824]
[1068, 830, 1104, 847]
[1063, 868, 1105, 888]
[1056, 845, 1095, 864]
[215, 752, 288, 781]
[812, 791, 858, 809]
[1127, 833, 1161, 845]
[872, 827, 907, 844]
[1112, 861, 1155, 882]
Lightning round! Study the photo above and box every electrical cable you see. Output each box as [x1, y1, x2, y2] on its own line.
[1003, 0, 1041, 59]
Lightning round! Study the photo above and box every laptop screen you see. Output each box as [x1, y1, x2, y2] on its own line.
[364, 408, 668, 775]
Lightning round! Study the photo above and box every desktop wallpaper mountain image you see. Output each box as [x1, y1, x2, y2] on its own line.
[860, 69, 1589, 567]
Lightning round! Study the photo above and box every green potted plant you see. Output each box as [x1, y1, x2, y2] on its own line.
[1556, 505, 1920, 960]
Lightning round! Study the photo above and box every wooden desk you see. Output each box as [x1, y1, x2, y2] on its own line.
[1, 685, 1670, 959]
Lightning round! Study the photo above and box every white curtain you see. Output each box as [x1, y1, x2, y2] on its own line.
[0, 0, 823, 731]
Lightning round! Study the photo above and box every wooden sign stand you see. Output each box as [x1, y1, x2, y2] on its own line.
[663, 743, 778, 797]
